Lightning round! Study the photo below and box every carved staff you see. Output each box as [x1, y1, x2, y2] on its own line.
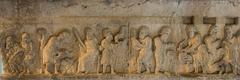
[72, 27, 86, 49]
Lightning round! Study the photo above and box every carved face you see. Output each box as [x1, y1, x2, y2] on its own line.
[210, 26, 218, 40]
[21, 33, 31, 49]
[86, 30, 95, 40]
[139, 26, 149, 39]
[188, 27, 196, 38]
[37, 28, 47, 37]
[161, 34, 169, 42]
[160, 28, 171, 42]
[106, 31, 113, 41]
[225, 28, 233, 40]
[58, 32, 69, 42]
[103, 29, 111, 37]
[6, 36, 14, 49]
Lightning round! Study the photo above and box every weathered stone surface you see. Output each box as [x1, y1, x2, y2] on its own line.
[0, 0, 240, 80]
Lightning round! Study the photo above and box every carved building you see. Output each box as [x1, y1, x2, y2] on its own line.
[0, 0, 240, 80]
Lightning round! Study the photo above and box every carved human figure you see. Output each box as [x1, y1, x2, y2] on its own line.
[21, 32, 34, 74]
[8, 49, 25, 75]
[154, 27, 176, 74]
[100, 28, 115, 74]
[204, 25, 225, 74]
[53, 31, 71, 74]
[79, 27, 100, 73]
[42, 30, 76, 75]
[129, 28, 141, 73]
[2, 36, 14, 74]
[178, 26, 208, 73]
[36, 28, 48, 73]
[2, 36, 21, 74]
[112, 25, 129, 73]
[232, 35, 240, 74]
[193, 34, 209, 74]
[154, 27, 170, 74]
[54, 48, 71, 74]
[114, 26, 128, 44]
[224, 27, 238, 74]
[42, 36, 58, 75]
[137, 26, 153, 73]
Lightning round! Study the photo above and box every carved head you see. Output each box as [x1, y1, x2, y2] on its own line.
[103, 28, 113, 41]
[159, 27, 171, 42]
[139, 26, 150, 40]
[21, 32, 31, 49]
[209, 25, 218, 39]
[36, 28, 47, 36]
[225, 27, 233, 40]
[195, 33, 203, 44]
[85, 27, 95, 40]
[186, 26, 197, 38]
[57, 30, 70, 42]
[5, 36, 14, 49]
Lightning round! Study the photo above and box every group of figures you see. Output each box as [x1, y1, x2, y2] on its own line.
[1, 32, 33, 75]
[1, 24, 240, 76]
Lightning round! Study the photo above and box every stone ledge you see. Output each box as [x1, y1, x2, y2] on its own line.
[0, 74, 239, 80]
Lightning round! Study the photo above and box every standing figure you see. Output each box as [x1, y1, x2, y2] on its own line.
[128, 28, 141, 73]
[79, 27, 100, 73]
[137, 26, 153, 73]
[204, 25, 225, 74]
[112, 25, 129, 73]
[100, 28, 115, 74]
[21, 32, 34, 74]
[232, 35, 240, 74]
[224, 27, 238, 74]
[3, 36, 21, 74]
[178, 26, 208, 73]
[42, 36, 58, 75]
[2, 36, 14, 74]
[36, 28, 48, 74]
[53, 31, 73, 74]
[154, 27, 176, 74]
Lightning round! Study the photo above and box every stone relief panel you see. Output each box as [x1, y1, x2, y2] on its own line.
[0, 17, 239, 77]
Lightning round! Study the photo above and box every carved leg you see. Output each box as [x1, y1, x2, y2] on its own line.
[155, 63, 160, 74]
[128, 61, 133, 74]
[137, 60, 142, 73]
[233, 65, 238, 75]
[26, 68, 30, 74]
[97, 62, 101, 74]
[110, 66, 116, 74]
[54, 63, 60, 74]
[44, 63, 51, 75]
[41, 64, 45, 74]
[77, 62, 81, 74]
[146, 65, 151, 74]
[102, 64, 107, 74]
[194, 63, 199, 73]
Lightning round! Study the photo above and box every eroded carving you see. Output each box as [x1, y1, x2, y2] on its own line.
[0, 17, 240, 77]
[137, 26, 154, 74]
[154, 26, 176, 75]
[79, 27, 100, 74]
[100, 28, 115, 74]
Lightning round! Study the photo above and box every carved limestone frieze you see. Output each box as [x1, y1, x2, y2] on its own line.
[0, 17, 240, 77]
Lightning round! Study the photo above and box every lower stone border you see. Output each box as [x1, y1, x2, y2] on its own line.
[0, 74, 239, 80]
